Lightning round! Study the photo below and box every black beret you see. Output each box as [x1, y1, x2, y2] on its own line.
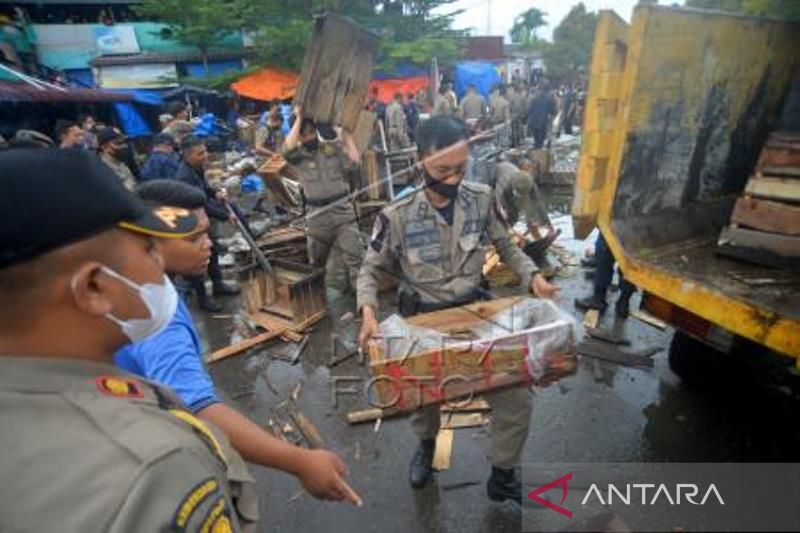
[0, 149, 199, 268]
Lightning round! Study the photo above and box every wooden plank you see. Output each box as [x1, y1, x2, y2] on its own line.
[246, 311, 304, 342]
[582, 309, 600, 330]
[717, 226, 800, 269]
[731, 197, 800, 236]
[295, 14, 379, 131]
[288, 406, 325, 449]
[576, 339, 655, 368]
[745, 177, 800, 202]
[630, 309, 668, 330]
[432, 429, 454, 471]
[206, 329, 285, 363]
[401, 296, 526, 333]
[441, 413, 487, 429]
[440, 398, 490, 413]
[350, 110, 376, 156]
[761, 166, 800, 177]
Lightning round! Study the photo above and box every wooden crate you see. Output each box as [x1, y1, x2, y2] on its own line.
[366, 297, 576, 412]
[239, 259, 326, 329]
[295, 14, 379, 131]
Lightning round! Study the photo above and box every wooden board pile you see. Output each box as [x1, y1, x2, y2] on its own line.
[717, 131, 800, 269]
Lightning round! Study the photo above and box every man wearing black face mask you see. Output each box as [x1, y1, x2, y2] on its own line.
[97, 127, 137, 190]
[282, 107, 364, 302]
[357, 115, 559, 504]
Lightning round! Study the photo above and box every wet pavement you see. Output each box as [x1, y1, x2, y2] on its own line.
[193, 185, 800, 532]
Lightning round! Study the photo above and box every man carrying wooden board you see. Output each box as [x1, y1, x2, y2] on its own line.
[357, 115, 559, 504]
[282, 108, 365, 300]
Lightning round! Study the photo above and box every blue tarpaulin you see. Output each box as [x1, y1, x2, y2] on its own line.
[114, 102, 152, 137]
[110, 89, 164, 106]
[184, 60, 243, 79]
[454, 61, 501, 99]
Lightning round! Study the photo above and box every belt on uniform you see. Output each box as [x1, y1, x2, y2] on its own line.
[305, 191, 350, 208]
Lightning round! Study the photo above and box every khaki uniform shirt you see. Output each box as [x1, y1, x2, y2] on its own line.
[510, 91, 529, 119]
[432, 94, 453, 116]
[357, 181, 537, 311]
[460, 93, 486, 121]
[284, 142, 352, 206]
[100, 153, 137, 191]
[385, 102, 408, 136]
[0, 357, 259, 533]
[489, 96, 511, 125]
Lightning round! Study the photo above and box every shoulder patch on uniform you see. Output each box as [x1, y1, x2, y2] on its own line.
[370, 212, 389, 253]
[173, 478, 219, 529]
[169, 409, 227, 465]
[96, 376, 143, 398]
[199, 496, 231, 533]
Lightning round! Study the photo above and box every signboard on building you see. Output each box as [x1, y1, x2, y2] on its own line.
[94, 25, 140, 55]
[97, 63, 177, 89]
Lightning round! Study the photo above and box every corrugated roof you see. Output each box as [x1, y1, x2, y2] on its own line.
[0, 80, 132, 102]
[91, 50, 246, 67]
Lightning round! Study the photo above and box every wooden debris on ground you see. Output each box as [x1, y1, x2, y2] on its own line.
[582, 309, 600, 330]
[630, 309, 668, 330]
[206, 329, 287, 364]
[432, 429, 454, 471]
[586, 327, 631, 345]
[441, 412, 488, 430]
[577, 338, 659, 368]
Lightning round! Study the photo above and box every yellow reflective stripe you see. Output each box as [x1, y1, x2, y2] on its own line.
[174, 478, 218, 529]
[169, 409, 227, 464]
[200, 498, 226, 533]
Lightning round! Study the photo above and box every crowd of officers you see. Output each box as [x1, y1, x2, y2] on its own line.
[1, 80, 567, 529]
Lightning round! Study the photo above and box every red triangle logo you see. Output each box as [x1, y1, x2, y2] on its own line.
[527, 472, 573, 518]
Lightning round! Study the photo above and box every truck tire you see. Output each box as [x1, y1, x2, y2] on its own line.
[667, 331, 725, 388]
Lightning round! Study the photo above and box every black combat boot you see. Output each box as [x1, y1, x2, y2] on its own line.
[574, 293, 607, 313]
[615, 287, 635, 318]
[487, 466, 522, 504]
[409, 439, 436, 489]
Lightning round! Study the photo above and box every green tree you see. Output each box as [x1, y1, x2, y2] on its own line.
[510, 7, 547, 48]
[237, 0, 465, 70]
[135, 0, 242, 75]
[686, 0, 800, 19]
[541, 3, 597, 84]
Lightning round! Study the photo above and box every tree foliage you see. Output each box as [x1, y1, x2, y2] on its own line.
[510, 7, 547, 49]
[540, 3, 597, 84]
[237, 0, 465, 71]
[686, 0, 800, 19]
[135, 0, 241, 74]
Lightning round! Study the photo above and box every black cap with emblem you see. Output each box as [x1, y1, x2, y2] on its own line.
[0, 148, 199, 269]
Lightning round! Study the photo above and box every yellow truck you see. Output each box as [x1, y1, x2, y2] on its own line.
[572, 5, 800, 383]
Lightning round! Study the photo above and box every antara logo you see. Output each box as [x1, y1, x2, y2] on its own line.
[528, 473, 574, 518]
[527, 473, 725, 518]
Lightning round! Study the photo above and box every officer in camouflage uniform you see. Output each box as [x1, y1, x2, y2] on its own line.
[357, 115, 559, 504]
[283, 108, 365, 297]
[0, 149, 258, 532]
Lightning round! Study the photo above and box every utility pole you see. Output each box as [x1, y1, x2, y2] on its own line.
[486, 0, 492, 35]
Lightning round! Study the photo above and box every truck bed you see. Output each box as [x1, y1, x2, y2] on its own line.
[638, 237, 800, 322]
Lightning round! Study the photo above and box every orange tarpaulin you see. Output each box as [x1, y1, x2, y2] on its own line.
[369, 77, 429, 103]
[231, 68, 429, 105]
[231, 68, 299, 102]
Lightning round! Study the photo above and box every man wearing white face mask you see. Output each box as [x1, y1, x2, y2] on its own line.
[0, 149, 259, 532]
[114, 180, 361, 508]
